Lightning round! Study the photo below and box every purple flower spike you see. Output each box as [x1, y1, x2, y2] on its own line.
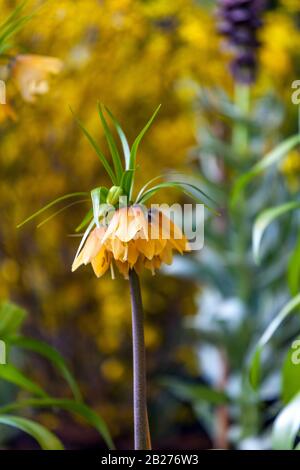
[217, 0, 266, 84]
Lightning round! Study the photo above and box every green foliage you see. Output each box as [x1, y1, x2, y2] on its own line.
[249, 294, 300, 390]
[11, 336, 82, 402]
[0, 301, 26, 339]
[0, 301, 113, 449]
[0, 1, 33, 53]
[0, 398, 114, 449]
[231, 134, 300, 207]
[253, 202, 300, 264]
[282, 338, 300, 404]
[272, 392, 300, 450]
[168, 79, 300, 449]
[0, 415, 64, 450]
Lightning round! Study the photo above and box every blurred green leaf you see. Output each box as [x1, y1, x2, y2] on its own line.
[282, 337, 300, 404]
[98, 103, 123, 182]
[0, 398, 114, 449]
[0, 415, 64, 450]
[11, 336, 82, 402]
[0, 1, 34, 53]
[249, 294, 300, 390]
[161, 377, 230, 405]
[253, 201, 300, 264]
[288, 235, 300, 296]
[272, 392, 300, 450]
[0, 364, 48, 398]
[231, 134, 300, 207]
[0, 301, 26, 339]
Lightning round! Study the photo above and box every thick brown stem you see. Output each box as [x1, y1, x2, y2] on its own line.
[129, 269, 151, 450]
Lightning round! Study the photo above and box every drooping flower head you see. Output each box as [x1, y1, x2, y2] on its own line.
[18, 104, 214, 278]
[217, 0, 266, 84]
[11, 54, 63, 102]
[72, 205, 189, 279]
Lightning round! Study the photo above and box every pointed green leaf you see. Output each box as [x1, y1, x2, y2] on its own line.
[98, 103, 123, 182]
[288, 234, 300, 296]
[0, 301, 26, 338]
[37, 199, 89, 228]
[120, 170, 135, 197]
[0, 0, 27, 30]
[272, 392, 300, 450]
[70, 109, 117, 184]
[17, 192, 88, 228]
[128, 105, 161, 198]
[253, 201, 300, 264]
[0, 415, 64, 450]
[91, 187, 102, 227]
[249, 294, 300, 389]
[0, 364, 48, 398]
[105, 106, 130, 169]
[0, 398, 114, 449]
[11, 336, 82, 402]
[282, 337, 300, 404]
[137, 181, 217, 212]
[161, 377, 230, 405]
[231, 134, 300, 207]
[75, 208, 93, 233]
[135, 175, 164, 203]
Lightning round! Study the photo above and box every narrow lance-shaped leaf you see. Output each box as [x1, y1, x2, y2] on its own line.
[128, 104, 161, 199]
[91, 188, 102, 228]
[37, 199, 89, 228]
[75, 208, 93, 233]
[0, 0, 28, 30]
[0, 398, 114, 449]
[0, 364, 48, 398]
[281, 337, 300, 404]
[272, 392, 300, 450]
[288, 234, 300, 296]
[231, 134, 300, 207]
[249, 294, 300, 389]
[252, 201, 300, 264]
[0, 415, 64, 450]
[11, 336, 82, 402]
[0, 301, 26, 338]
[137, 181, 218, 213]
[70, 108, 117, 184]
[135, 175, 164, 203]
[98, 103, 123, 182]
[76, 187, 108, 233]
[105, 106, 130, 169]
[17, 192, 88, 228]
[120, 170, 135, 198]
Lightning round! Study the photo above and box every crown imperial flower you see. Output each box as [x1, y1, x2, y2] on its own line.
[72, 206, 190, 279]
[18, 103, 213, 279]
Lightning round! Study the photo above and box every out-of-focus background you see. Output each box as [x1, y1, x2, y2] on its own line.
[1, 0, 300, 450]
